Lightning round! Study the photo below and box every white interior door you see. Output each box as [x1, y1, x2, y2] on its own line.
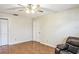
[33, 19, 40, 41]
[0, 19, 8, 46]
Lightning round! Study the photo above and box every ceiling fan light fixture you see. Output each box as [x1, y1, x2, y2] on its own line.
[25, 4, 40, 13]
[26, 10, 30, 13]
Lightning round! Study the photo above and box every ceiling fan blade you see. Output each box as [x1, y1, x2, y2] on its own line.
[7, 7, 24, 10]
[0, 11, 19, 16]
[38, 10, 44, 13]
[36, 7, 44, 13]
[17, 4, 25, 8]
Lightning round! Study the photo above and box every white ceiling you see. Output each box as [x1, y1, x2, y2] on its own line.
[40, 4, 79, 11]
[0, 4, 79, 18]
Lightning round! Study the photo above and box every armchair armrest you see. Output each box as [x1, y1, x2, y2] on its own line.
[55, 44, 66, 54]
[55, 48, 61, 54]
[55, 44, 69, 54]
[57, 44, 68, 50]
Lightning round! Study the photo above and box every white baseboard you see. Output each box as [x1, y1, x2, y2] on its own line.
[0, 40, 32, 46]
[33, 40, 56, 48]
[9, 40, 32, 45]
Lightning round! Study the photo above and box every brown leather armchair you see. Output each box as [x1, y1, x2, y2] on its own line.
[55, 37, 79, 54]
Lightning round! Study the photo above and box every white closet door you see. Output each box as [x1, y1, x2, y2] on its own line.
[0, 19, 8, 46]
[33, 19, 40, 41]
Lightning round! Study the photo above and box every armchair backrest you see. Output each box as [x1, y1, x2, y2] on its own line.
[66, 36, 79, 47]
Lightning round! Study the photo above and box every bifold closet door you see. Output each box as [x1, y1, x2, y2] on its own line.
[0, 19, 8, 46]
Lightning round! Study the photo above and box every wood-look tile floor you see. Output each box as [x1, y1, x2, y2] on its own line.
[0, 41, 55, 54]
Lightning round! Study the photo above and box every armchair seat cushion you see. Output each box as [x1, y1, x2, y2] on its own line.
[60, 50, 72, 54]
[67, 43, 79, 54]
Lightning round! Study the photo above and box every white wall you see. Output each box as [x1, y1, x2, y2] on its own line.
[0, 14, 32, 45]
[34, 8, 79, 47]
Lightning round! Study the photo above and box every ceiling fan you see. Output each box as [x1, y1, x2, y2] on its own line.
[7, 4, 44, 13]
